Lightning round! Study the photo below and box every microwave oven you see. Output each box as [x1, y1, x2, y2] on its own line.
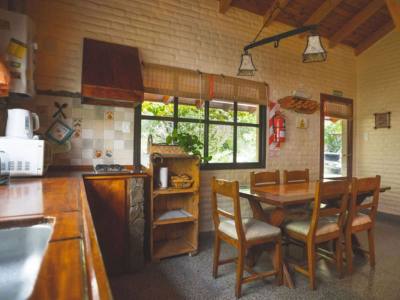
[0, 137, 51, 176]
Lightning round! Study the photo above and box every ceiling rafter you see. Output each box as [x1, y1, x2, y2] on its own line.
[355, 21, 395, 55]
[219, 0, 233, 14]
[263, 0, 289, 26]
[329, 0, 386, 48]
[299, 0, 344, 38]
[386, 0, 400, 31]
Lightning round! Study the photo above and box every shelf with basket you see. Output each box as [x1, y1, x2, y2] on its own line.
[147, 143, 200, 261]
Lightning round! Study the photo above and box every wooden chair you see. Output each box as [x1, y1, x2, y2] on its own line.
[283, 168, 309, 184]
[284, 180, 349, 290]
[211, 177, 282, 298]
[345, 176, 381, 274]
[250, 170, 280, 190]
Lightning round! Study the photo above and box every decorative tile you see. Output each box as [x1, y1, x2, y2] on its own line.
[114, 121, 122, 131]
[105, 111, 114, 120]
[105, 149, 113, 158]
[122, 121, 131, 133]
[95, 150, 102, 158]
[73, 118, 82, 138]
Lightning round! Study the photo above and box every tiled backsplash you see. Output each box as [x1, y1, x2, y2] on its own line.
[6, 95, 135, 166]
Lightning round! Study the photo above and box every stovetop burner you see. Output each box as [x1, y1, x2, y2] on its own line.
[94, 164, 126, 173]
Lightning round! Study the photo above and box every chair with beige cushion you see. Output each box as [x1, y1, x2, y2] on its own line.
[345, 176, 380, 274]
[211, 177, 282, 298]
[284, 180, 349, 290]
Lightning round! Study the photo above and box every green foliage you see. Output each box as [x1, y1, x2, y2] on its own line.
[166, 129, 212, 162]
[324, 120, 342, 153]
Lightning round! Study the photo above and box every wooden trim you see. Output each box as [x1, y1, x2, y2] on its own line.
[386, 0, 400, 31]
[263, 0, 289, 25]
[355, 21, 395, 55]
[329, 0, 386, 48]
[219, 0, 232, 14]
[319, 94, 353, 180]
[300, 0, 343, 37]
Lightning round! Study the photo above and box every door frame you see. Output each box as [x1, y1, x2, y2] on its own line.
[319, 93, 353, 180]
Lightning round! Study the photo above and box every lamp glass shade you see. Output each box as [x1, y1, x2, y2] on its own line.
[303, 35, 327, 63]
[237, 51, 256, 76]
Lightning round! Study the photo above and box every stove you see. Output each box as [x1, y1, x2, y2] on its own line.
[94, 164, 128, 173]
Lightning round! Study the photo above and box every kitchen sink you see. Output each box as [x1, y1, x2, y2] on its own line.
[0, 217, 55, 300]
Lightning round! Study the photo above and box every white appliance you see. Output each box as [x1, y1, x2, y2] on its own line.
[0, 9, 36, 97]
[5, 108, 39, 139]
[0, 138, 50, 176]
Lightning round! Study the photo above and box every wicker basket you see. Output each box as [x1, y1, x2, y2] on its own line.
[171, 174, 194, 189]
[149, 143, 186, 156]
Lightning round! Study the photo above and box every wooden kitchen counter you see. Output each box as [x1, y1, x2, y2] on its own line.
[0, 171, 147, 299]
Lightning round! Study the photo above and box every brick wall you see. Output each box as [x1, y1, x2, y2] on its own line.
[356, 30, 400, 216]
[25, 0, 357, 231]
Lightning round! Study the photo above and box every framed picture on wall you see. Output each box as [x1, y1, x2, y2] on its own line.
[374, 112, 391, 129]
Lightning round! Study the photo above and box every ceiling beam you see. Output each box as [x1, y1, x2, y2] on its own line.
[263, 0, 289, 26]
[355, 21, 394, 55]
[386, 0, 400, 31]
[219, 0, 232, 14]
[329, 0, 386, 48]
[299, 0, 343, 38]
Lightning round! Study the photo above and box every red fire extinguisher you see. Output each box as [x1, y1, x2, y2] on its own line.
[273, 112, 286, 143]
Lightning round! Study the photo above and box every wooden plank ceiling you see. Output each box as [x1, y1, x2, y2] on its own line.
[218, 0, 399, 55]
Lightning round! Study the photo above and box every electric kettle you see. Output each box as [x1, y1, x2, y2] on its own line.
[5, 109, 40, 139]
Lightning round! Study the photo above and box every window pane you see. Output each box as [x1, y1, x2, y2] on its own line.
[209, 124, 233, 163]
[209, 100, 234, 122]
[237, 127, 259, 162]
[178, 98, 204, 119]
[237, 103, 259, 124]
[178, 121, 204, 156]
[141, 98, 174, 117]
[141, 120, 173, 166]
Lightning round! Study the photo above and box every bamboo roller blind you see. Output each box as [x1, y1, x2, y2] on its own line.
[324, 101, 352, 119]
[142, 63, 268, 105]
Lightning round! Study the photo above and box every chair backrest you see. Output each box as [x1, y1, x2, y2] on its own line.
[309, 180, 350, 239]
[211, 177, 244, 241]
[349, 176, 381, 226]
[283, 168, 309, 184]
[250, 170, 280, 191]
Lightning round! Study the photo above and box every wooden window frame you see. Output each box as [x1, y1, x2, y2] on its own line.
[320, 93, 353, 180]
[136, 98, 266, 170]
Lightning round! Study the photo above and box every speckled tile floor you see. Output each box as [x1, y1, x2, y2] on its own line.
[110, 217, 400, 300]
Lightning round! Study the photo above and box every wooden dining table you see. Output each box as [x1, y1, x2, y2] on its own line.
[239, 181, 391, 288]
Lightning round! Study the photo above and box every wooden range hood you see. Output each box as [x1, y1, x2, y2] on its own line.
[81, 38, 144, 108]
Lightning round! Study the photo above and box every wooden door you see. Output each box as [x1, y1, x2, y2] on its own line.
[320, 94, 353, 179]
[84, 178, 129, 276]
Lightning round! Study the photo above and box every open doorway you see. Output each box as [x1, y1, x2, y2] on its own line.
[320, 94, 353, 179]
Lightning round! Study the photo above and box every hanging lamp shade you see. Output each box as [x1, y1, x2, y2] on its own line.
[0, 58, 10, 97]
[237, 51, 256, 76]
[303, 35, 327, 63]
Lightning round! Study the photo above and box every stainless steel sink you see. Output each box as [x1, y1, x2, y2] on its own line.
[0, 218, 54, 300]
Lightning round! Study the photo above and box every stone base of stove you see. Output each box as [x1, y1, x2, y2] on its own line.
[127, 177, 145, 272]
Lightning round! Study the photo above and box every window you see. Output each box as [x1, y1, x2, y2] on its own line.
[139, 94, 266, 170]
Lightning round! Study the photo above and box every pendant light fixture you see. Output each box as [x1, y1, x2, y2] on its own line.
[303, 35, 327, 63]
[237, 3, 327, 76]
[237, 51, 257, 76]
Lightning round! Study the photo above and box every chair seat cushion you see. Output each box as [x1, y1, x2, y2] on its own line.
[352, 213, 372, 226]
[218, 218, 281, 241]
[285, 217, 339, 236]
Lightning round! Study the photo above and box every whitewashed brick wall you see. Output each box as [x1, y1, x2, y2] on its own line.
[356, 30, 400, 217]
[26, 0, 357, 231]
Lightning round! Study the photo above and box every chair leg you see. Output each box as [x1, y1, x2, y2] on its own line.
[273, 238, 283, 286]
[345, 232, 353, 275]
[235, 247, 245, 298]
[335, 237, 343, 278]
[213, 234, 221, 278]
[367, 229, 375, 268]
[307, 242, 316, 290]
